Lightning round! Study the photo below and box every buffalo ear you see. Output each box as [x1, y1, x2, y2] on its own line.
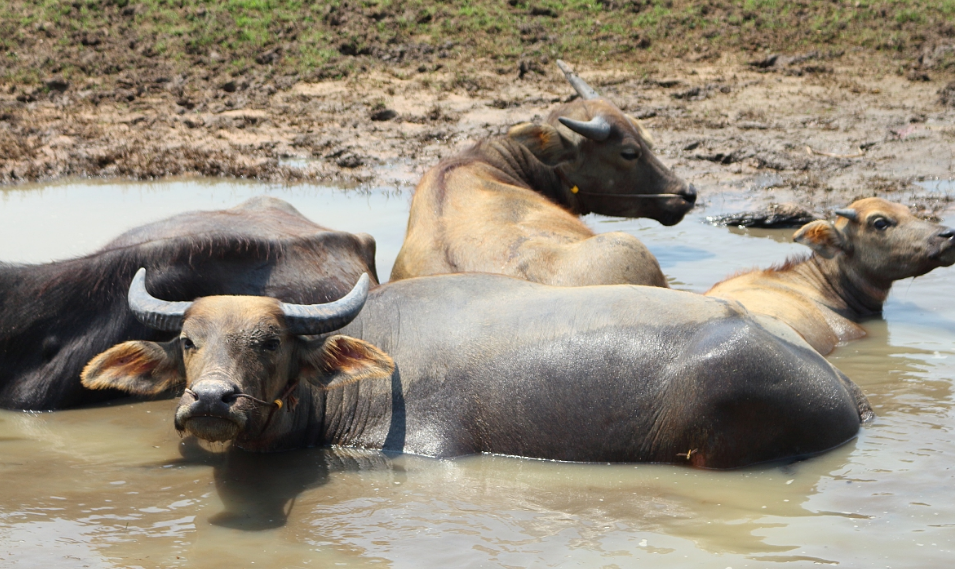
[626, 115, 655, 149]
[507, 122, 577, 165]
[299, 335, 395, 390]
[794, 220, 847, 259]
[81, 339, 184, 395]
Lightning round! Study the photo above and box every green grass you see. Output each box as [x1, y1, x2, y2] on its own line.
[0, 0, 952, 85]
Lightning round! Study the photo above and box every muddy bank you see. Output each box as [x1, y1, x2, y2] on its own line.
[1, 52, 953, 216]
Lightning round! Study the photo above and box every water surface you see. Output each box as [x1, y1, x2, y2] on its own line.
[1, 180, 953, 568]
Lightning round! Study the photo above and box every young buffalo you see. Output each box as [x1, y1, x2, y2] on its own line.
[706, 198, 955, 354]
[390, 61, 695, 287]
[82, 269, 871, 469]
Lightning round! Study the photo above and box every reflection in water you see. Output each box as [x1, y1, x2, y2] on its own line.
[726, 224, 801, 244]
[183, 442, 399, 532]
[883, 298, 955, 336]
[162, 438, 322, 531]
[0, 402, 867, 566]
[0, 180, 954, 567]
[209, 446, 327, 531]
[0, 516, 113, 568]
[300, 455, 844, 559]
[649, 244, 715, 270]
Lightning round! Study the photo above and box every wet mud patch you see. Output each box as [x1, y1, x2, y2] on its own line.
[2, 60, 952, 217]
[0, 0, 953, 210]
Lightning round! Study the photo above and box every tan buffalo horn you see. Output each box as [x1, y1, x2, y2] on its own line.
[128, 268, 193, 332]
[833, 208, 859, 222]
[279, 273, 371, 335]
[556, 59, 601, 100]
[558, 116, 612, 141]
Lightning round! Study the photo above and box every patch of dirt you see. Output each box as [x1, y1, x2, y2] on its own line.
[4, 52, 953, 215]
[0, 0, 954, 215]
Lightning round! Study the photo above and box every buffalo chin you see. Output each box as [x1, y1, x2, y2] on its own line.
[648, 196, 695, 227]
[934, 244, 955, 267]
[179, 416, 242, 442]
[655, 206, 693, 226]
[657, 212, 689, 227]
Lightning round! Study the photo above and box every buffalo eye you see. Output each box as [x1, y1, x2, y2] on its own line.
[872, 217, 891, 231]
[620, 147, 641, 161]
[261, 338, 281, 352]
[181, 337, 196, 351]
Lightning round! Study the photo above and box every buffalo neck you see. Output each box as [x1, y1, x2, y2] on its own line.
[317, 370, 396, 451]
[234, 381, 323, 452]
[789, 255, 888, 319]
[473, 138, 581, 213]
[227, 365, 396, 453]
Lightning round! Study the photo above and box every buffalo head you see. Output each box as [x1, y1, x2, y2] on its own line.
[506, 60, 696, 226]
[795, 198, 955, 289]
[81, 269, 393, 451]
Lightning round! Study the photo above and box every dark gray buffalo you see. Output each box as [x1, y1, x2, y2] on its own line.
[0, 197, 377, 410]
[83, 271, 872, 469]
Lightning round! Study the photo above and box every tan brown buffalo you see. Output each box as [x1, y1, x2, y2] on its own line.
[390, 61, 695, 287]
[706, 198, 955, 354]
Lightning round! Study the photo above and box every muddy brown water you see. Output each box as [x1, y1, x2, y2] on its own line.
[0, 179, 953, 568]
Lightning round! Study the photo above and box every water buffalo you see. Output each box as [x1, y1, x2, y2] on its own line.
[83, 270, 872, 469]
[390, 61, 696, 287]
[706, 198, 955, 354]
[0, 197, 378, 410]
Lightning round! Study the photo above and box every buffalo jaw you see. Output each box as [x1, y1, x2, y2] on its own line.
[174, 379, 248, 443]
[656, 190, 697, 226]
[573, 183, 696, 226]
[178, 416, 242, 443]
[608, 188, 695, 227]
[930, 228, 955, 268]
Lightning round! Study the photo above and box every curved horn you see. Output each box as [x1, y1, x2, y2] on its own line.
[834, 208, 859, 222]
[558, 116, 612, 141]
[556, 60, 601, 100]
[128, 268, 193, 332]
[280, 273, 371, 335]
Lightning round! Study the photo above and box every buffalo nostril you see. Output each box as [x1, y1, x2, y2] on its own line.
[680, 184, 698, 205]
[191, 381, 239, 405]
[938, 227, 955, 240]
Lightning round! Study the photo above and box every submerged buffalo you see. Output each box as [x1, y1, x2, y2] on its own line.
[83, 270, 872, 469]
[707, 198, 955, 354]
[390, 61, 695, 287]
[0, 197, 377, 410]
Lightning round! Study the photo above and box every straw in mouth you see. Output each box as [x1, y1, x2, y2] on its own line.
[573, 191, 685, 199]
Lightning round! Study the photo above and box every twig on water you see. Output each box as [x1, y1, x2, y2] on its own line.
[805, 146, 865, 159]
